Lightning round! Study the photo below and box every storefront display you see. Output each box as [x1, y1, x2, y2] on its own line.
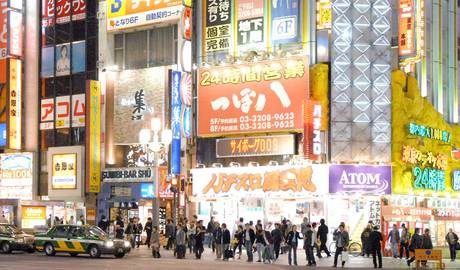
[21, 206, 46, 229]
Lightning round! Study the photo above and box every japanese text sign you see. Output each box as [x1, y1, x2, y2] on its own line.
[107, 0, 182, 32]
[192, 165, 329, 198]
[8, 58, 21, 150]
[182, 7, 192, 40]
[303, 100, 322, 160]
[408, 122, 451, 143]
[8, 10, 22, 57]
[237, 0, 264, 48]
[0, 153, 33, 200]
[399, 0, 415, 57]
[270, 0, 301, 44]
[86, 80, 101, 193]
[216, 134, 295, 158]
[170, 71, 181, 175]
[42, 0, 86, 27]
[197, 57, 309, 136]
[52, 153, 77, 189]
[453, 171, 460, 191]
[329, 165, 392, 195]
[317, 0, 332, 30]
[204, 0, 232, 53]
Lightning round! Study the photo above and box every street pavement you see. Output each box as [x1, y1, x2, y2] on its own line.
[1, 245, 458, 270]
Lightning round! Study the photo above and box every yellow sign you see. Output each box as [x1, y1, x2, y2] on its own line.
[415, 249, 442, 261]
[8, 59, 21, 150]
[52, 154, 77, 189]
[88, 80, 101, 193]
[21, 206, 46, 229]
[317, 0, 332, 30]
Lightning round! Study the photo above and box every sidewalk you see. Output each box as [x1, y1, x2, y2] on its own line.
[130, 245, 460, 269]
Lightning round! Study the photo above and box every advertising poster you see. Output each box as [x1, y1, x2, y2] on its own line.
[204, 0, 232, 53]
[158, 166, 174, 199]
[0, 123, 6, 146]
[197, 56, 309, 136]
[55, 95, 71, 128]
[170, 71, 182, 175]
[141, 183, 156, 198]
[237, 0, 264, 50]
[52, 153, 77, 189]
[41, 46, 55, 77]
[40, 98, 54, 130]
[399, 0, 415, 57]
[87, 80, 101, 193]
[21, 206, 46, 229]
[316, 0, 332, 30]
[0, 153, 33, 200]
[8, 10, 22, 57]
[8, 59, 21, 150]
[192, 165, 329, 198]
[270, 0, 301, 44]
[71, 94, 85, 127]
[55, 43, 71, 76]
[107, 0, 182, 32]
[71, 41, 86, 74]
[329, 165, 392, 195]
[112, 67, 166, 145]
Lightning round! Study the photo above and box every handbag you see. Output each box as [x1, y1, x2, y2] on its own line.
[341, 251, 349, 262]
[455, 242, 460, 251]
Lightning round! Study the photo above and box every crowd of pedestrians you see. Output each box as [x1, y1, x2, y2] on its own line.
[105, 213, 460, 268]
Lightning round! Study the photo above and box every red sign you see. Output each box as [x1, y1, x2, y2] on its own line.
[158, 166, 173, 199]
[304, 100, 322, 160]
[399, 0, 415, 57]
[433, 208, 460, 221]
[8, 10, 22, 57]
[42, 0, 86, 27]
[197, 56, 309, 136]
[381, 206, 432, 220]
[182, 7, 192, 40]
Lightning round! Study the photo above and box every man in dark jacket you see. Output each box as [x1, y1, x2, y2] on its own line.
[407, 228, 423, 266]
[98, 215, 110, 233]
[144, 217, 153, 248]
[207, 217, 216, 251]
[368, 226, 383, 268]
[271, 223, 283, 260]
[304, 224, 316, 266]
[445, 228, 459, 261]
[165, 219, 175, 250]
[317, 218, 331, 257]
[244, 223, 256, 262]
[222, 223, 231, 260]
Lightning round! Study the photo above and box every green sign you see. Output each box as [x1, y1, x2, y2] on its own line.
[413, 166, 446, 191]
[408, 123, 451, 143]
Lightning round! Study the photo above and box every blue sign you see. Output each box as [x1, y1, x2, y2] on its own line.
[140, 183, 155, 198]
[270, 0, 301, 44]
[72, 41, 86, 74]
[182, 106, 191, 139]
[171, 71, 182, 175]
[0, 123, 6, 147]
[453, 171, 460, 191]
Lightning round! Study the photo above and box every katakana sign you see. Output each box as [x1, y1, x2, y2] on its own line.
[204, 0, 231, 53]
[216, 134, 295, 158]
[197, 56, 309, 136]
[42, 0, 86, 27]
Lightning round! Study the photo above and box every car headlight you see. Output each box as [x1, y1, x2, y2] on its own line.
[105, 241, 114, 248]
[124, 240, 130, 248]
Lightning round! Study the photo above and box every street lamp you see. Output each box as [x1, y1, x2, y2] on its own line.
[138, 117, 172, 228]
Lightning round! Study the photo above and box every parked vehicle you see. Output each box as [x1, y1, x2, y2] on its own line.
[0, 223, 35, 254]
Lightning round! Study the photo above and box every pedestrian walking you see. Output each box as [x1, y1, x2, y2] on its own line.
[369, 226, 383, 269]
[255, 225, 266, 262]
[301, 217, 310, 236]
[165, 219, 175, 250]
[407, 228, 423, 266]
[232, 225, 244, 259]
[263, 227, 274, 264]
[98, 215, 110, 233]
[144, 217, 153, 248]
[195, 226, 205, 259]
[304, 224, 316, 266]
[151, 226, 161, 258]
[125, 218, 135, 248]
[187, 221, 196, 254]
[271, 223, 283, 260]
[332, 224, 350, 268]
[312, 222, 320, 258]
[399, 223, 410, 259]
[207, 217, 216, 251]
[115, 215, 124, 239]
[244, 223, 256, 262]
[213, 222, 223, 259]
[387, 224, 400, 258]
[317, 219, 331, 258]
[286, 225, 302, 266]
[175, 224, 186, 259]
[222, 223, 231, 261]
[133, 217, 143, 248]
[420, 228, 433, 267]
[361, 224, 372, 257]
[446, 228, 459, 261]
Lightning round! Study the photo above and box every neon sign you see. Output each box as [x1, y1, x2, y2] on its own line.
[408, 123, 451, 143]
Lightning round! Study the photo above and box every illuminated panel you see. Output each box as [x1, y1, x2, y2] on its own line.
[330, 0, 391, 162]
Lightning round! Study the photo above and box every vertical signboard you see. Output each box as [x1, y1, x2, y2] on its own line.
[52, 153, 77, 189]
[270, 0, 301, 45]
[399, 0, 415, 57]
[71, 94, 85, 127]
[55, 95, 70, 128]
[0, 1, 7, 137]
[237, 0, 264, 50]
[171, 71, 181, 175]
[203, 0, 232, 53]
[182, 7, 192, 40]
[304, 100, 322, 161]
[316, 0, 332, 30]
[40, 98, 54, 130]
[7, 10, 22, 57]
[86, 80, 101, 193]
[8, 58, 21, 150]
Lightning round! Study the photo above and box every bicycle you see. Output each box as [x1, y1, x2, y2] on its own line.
[329, 239, 362, 257]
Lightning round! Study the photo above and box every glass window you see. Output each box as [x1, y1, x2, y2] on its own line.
[43, 78, 55, 98]
[69, 226, 85, 238]
[55, 23, 71, 44]
[125, 31, 148, 69]
[72, 74, 86, 94]
[53, 226, 69, 238]
[41, 130, 54, 150]
[149, 25, 177, 67]
[72, 127, 85, 145]
[56, 129, 71, 146]
[55, 76, 71, 96]
[43, 26, 55, 46]
[72, 20, 86, 41]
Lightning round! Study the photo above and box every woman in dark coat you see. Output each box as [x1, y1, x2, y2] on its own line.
[195, 225, 205, 259]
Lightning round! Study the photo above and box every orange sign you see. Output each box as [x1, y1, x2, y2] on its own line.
[399, 0, 415, 57]
[304, 100, 322, 160]
[158, 166, 173, 199]
[414, 249, 442, 261]
[22, 206, 46, 220]
[381, 206, 432, 220]
[197, 56, 309, 136]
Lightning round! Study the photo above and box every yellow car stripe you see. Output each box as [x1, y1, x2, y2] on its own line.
[71, 241, 85, 252]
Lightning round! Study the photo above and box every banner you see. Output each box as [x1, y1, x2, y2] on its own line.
[107, 0, 182, 32]
[236, 0, 264, 50]
[203, 0, 231, 53]
[0, 153, 33, 200]
[86, 80, 101, 193]
[197, 56, 309, 136]
[42, 0, 87, 27]
[329, 165, 392, 194]
[270, 0, 301, 44]
[8, 59, 21, 150]
[303, 100, 322, 160]
[399, 0, 415, 57]
[112, 67, 166, 144]
[8, 10, 22, 57]
[170, 71, 181, 175]
[192, 165, 329, 198]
